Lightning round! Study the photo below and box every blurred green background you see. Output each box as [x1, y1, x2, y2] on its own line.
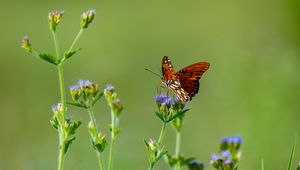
[1, 0, 300, 169]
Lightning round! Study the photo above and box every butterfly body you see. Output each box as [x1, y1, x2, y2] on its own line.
[161, 56, 209, 101]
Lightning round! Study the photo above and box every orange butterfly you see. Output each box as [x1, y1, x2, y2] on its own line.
[161, 56, 210, 101]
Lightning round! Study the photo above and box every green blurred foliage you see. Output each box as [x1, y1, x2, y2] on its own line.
[0, 0, 300, 169]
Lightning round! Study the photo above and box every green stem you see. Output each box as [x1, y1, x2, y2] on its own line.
[87, 107, 105, 170]
[58, 131, 65, 170]
[108, 110, 116, 170]
[157, 123, 167, 147]
[148, 165, 154, 170]
[52, 30, 66, 170]
[67, 28, 84, 53]
[52, 31, 60, 63]
[174, 130, 181, 170]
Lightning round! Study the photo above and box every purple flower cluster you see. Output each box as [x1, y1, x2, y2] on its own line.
[155, 94, 173, 107]
[70, 80, 99, 101]
[210, 135, 242, 170]
[155, 94, 186, 109]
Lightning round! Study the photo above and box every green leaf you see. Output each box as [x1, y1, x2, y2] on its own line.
[156, 150, 168, 162]
[166, 109, 189, 123]
[155, 112, 167, 123]
[181, 157, 195, 166]
[67, 101, 87, 109]
[64, 137, 76, 154]
[166, 153, 177, 167]
[50, 116, 59, 130]
[39, 53, 57, 65]
[61, 48, 81, 63]
[92, 92, 104, 106]
[68, 120, 82, 135]
[92, 138, 107, 153]
[287, 134, 297, 170]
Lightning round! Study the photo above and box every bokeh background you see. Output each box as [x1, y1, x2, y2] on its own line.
[1, 0, 300, 169]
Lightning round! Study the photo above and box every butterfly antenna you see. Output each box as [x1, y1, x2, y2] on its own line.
[145, 69, 162, 78]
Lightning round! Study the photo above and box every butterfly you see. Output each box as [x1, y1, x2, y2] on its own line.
[161, 56, 210, 102]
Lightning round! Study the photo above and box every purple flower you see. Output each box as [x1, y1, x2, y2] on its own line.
[155, 94, 173, 106]
[70, 85, 81, 101]
[52, 103, 62, 113]
[220, 150, 231, 159]
[104, 84, 115, 97]
[155, 94, 168, 103]
[48, 10, 64, 31]
[221, 135, 242, 150]
[21, 35, 33, 52]
[81, 9, 96, 29]
[78, 79, 94, 87]
[161, 97, 173, 106]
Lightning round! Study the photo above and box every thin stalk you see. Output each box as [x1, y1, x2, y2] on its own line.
[87, 107, 105, 170]
[52, 31, 60, 63]
[108, 110, 116, 170]
[174, 131, 181, 170]
[67, 28, 84, 53]
[157, 123, 167, 146]
[52, 30, 66, 170]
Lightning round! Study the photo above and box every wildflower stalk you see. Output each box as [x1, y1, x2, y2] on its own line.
[174, 130, 181, 170]
[108, 110, 116, 170]
[51, 26, 67, 170]
[87, 107, 105, 170]
[104, 84, 123, 170]
[67, 28, 84, 53]
[158, 123, 167, 146]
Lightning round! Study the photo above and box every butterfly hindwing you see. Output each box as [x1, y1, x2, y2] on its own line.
[176, 62, 210, 99]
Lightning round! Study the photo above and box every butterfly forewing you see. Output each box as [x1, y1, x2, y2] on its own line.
[161, 56, 209, 101]
[162, 56, 177, 81]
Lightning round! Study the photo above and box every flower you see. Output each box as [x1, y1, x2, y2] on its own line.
[21, 36, 33, 53]
[104, 84, 115, 96]
[112, 98, 123, 117]
[70, 85, 81, 101]
[48, 10, 64, 31]
[221, 135, 242, 151]
[148, 139, 158, 151]
[77, 79, 99, 97]
[155, 94, 173, 107]
[52, 103, 63, 113]
[81, 9, 96, 29]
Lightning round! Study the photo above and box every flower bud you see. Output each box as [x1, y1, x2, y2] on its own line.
[77, 79, 99, 100]
[81, 9, 96, 29]
[48, 10, 64, 31]
[220, 135, 242, 151]
[209, 153, 222, 169]
[52, 103, 63, 114]
[148, 139, 158, 152]
[104, 84, 115, 97]
[112, 99, 123, 117]
[21, 36, 33, 53]
[70, 85, 81, 101]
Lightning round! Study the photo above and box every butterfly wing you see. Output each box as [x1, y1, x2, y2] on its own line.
[176, 62, 210, 99]
[162, 56, 191, 101]
[162, 56, 176, 81]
